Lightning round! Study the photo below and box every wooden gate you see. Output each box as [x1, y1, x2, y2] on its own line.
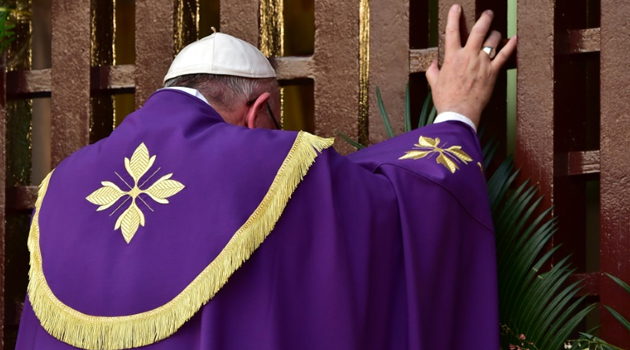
[0, 0, 628, 348]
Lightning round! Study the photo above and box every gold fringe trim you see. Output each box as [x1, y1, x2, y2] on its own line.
[27, 132, 334, 350]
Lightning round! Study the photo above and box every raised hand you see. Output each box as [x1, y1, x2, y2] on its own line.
[426, 4, 517, 128]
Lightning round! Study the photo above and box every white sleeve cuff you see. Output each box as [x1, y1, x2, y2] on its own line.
[433, 112, 477, 132]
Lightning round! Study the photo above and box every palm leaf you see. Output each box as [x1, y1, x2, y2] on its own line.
[0, 9, 15, 54]
[427, 105, 437, 125]
[335, 130, 365, 150]
[339, 85, 435, 149]
[604, 273, 630, 332]
[404, 83, 411, 133]
[375, 86, 394, 138]
[607, 273, 630, 295]
[604, 307, 630, 333]
[418, 93, 433, 128]
[482, 138, 498, 168]
[573, 333, 623, 350]
[492, 158, 594, 350]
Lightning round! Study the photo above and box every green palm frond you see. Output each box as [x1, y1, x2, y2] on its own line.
[604, 274, 630, 332]
[0, 8, 15, 54]
[404, 83, 412, 133]
[339, 85, 435, 150]
[491, 158, 596, 350]
[335, 129, 365, 150]
[376, 86, 395, 138]
[418, 92, 437, 128]
[568, 332, 626, 350]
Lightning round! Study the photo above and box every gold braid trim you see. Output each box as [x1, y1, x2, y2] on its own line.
[27, 132, 335, 350]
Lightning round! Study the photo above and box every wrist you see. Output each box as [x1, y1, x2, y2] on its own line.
[434, 111, 477, 132]
[436, 107, 480, 128]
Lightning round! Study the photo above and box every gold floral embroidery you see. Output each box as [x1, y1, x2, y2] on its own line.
[399, 136, 472, 173]
[86, 143, 185, 243]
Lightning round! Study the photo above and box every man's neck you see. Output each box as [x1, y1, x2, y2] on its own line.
[161, 87, 211, 106]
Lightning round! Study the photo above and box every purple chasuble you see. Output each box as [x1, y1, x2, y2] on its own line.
[16, 89, 498, 350]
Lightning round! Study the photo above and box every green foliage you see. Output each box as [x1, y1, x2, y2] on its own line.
[335, 130, 365, 150]
[566, 332, 626, 350]
[375, 86, 395, 138]
[335, 84, 436, 149]
[604, 274, 630, 332]
[489, 150, 595, 350]
[0, 8, 15, 54]
[404, 83, 411, 133]
[418, 92, 437, 128]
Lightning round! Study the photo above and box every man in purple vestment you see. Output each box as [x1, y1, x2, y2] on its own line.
[16, 5, 516, 350]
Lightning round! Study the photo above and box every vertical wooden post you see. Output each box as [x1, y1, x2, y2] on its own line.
[135, 0, 175, 108]
[516, 0, 555, 211]
[220, 0, 260, 47]
[51, 0, 91, 166]
[600, 0, 630, 346]
[369, 0, 408, 144]
[551, 0, 594, 272]
[313, 0, 359, 154]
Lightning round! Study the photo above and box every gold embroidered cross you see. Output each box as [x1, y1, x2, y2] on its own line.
[399, 136, 472, 173]
[86, 143, 185, 243]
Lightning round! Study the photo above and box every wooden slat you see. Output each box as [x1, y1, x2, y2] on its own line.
[220, 0, 259, 47]
[409, 48, 437, 73]
[600, 0, 630, 346]
[135, 0, 175, 108]
[51, 0, 91, 167]
[7, 65, 135, 96]
[555, 150, 600, 176]
[410, 45, 515, 74]
[92, 65, 135, 91]
[313, 0, 360, 154]
[516, 0, 555, 212]
[564, 28, 601, 54]
[6, 186, 38, 210]
[273, 56, 315, 81]
[6, 69, 51, 96]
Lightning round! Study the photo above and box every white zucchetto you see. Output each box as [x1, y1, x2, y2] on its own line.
[163, 32, 277, 82]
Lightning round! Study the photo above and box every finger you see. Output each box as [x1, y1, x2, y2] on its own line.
[426, 60, 440, 89]
[481, 30, 502, 59]
[466, 10, 494, 51]
[491, 35, 517, 70]
[445, 4, 462, 54]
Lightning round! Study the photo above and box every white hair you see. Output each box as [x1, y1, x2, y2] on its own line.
[164, 74, 278, 111]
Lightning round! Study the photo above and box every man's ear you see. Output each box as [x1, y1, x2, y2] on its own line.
[246, 92, 271, 129]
